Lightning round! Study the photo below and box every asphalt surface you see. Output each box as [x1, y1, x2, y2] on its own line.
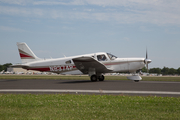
[0, 79, 180, 97]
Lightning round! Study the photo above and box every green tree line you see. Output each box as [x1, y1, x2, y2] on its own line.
[0, 63, 12, 72]
[142, 67, 180, 75]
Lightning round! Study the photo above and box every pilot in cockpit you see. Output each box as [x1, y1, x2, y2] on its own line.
[98, 55, 107, 61]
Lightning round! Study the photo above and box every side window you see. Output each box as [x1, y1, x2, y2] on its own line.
[65, 60, 71, 64]
[97, 54, 107, 61]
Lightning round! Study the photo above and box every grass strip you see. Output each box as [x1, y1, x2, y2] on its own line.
[1, 75, 180, 81]
[0, 94, 180, 120]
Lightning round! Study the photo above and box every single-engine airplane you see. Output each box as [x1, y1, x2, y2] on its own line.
[12, 42, 152, 82]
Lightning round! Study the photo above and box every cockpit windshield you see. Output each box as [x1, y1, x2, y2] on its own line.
[107, 53, 117, 60]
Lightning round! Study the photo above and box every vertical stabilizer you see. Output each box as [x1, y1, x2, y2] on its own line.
[17, 42, 41, 63]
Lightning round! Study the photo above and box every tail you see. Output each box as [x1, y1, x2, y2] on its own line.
[17, 42, 41, 63]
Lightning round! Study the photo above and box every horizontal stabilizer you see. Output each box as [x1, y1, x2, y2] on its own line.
[11, 64, 28, 68]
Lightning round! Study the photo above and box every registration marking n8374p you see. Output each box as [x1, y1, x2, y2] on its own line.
[49, 65, 74, 72]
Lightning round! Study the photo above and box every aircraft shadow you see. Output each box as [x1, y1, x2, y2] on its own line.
[58, 80, 98, 84]
[0, 80, 18, 82]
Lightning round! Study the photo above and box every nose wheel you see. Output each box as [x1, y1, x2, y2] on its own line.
[134, 80, 139, 82]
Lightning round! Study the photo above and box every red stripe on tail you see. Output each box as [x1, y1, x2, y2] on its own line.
[20, 53, 33, 58]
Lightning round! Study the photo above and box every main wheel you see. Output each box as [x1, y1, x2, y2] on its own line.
[91, 75, 97, 82]
[98, 75, 105, 81]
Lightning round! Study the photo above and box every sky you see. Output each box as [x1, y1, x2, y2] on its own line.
[0, 0, 180, 69]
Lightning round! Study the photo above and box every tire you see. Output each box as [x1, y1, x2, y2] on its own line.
[91, 75, 97, 82]
[98, 75, 105, 81]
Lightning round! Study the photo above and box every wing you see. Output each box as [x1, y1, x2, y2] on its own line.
[72, 57, 112, 74]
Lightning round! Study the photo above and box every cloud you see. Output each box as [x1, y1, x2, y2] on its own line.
[0, 6, 44, 17]
[84, 9, 93, 12]
[33, 1, 70, 5]
[123, 37, 130, 41]
[0, 26, 27, 32]
[0, 0, 30, 5]
[0, 0, 86, 6]
[139, 26, 151, 32]
[33, 0, 86, 6]
[1, 0, 180, 9]
[0, 0, 180, 25]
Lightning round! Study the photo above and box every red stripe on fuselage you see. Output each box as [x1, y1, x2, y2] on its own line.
[104, 62, 127, 66]
[27, 66, 77, 72]
[28, 68, 50, 71]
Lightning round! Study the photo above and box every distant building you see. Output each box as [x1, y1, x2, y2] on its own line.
[7, 67, 40, 74]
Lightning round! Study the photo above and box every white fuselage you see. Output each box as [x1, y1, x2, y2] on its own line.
[22, 52, 145, 74]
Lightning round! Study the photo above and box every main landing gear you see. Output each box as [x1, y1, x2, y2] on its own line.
[90, 75, 105, 82]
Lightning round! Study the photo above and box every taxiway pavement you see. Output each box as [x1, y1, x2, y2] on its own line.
[0, 79, 180, 97]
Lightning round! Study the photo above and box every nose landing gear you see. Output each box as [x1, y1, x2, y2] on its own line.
[127, 75, 142, 82]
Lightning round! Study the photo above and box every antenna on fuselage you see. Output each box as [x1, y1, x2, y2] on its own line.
[62, 53, 66, 58]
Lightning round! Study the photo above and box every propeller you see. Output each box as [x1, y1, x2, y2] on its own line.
[144, 48, 152, 73]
